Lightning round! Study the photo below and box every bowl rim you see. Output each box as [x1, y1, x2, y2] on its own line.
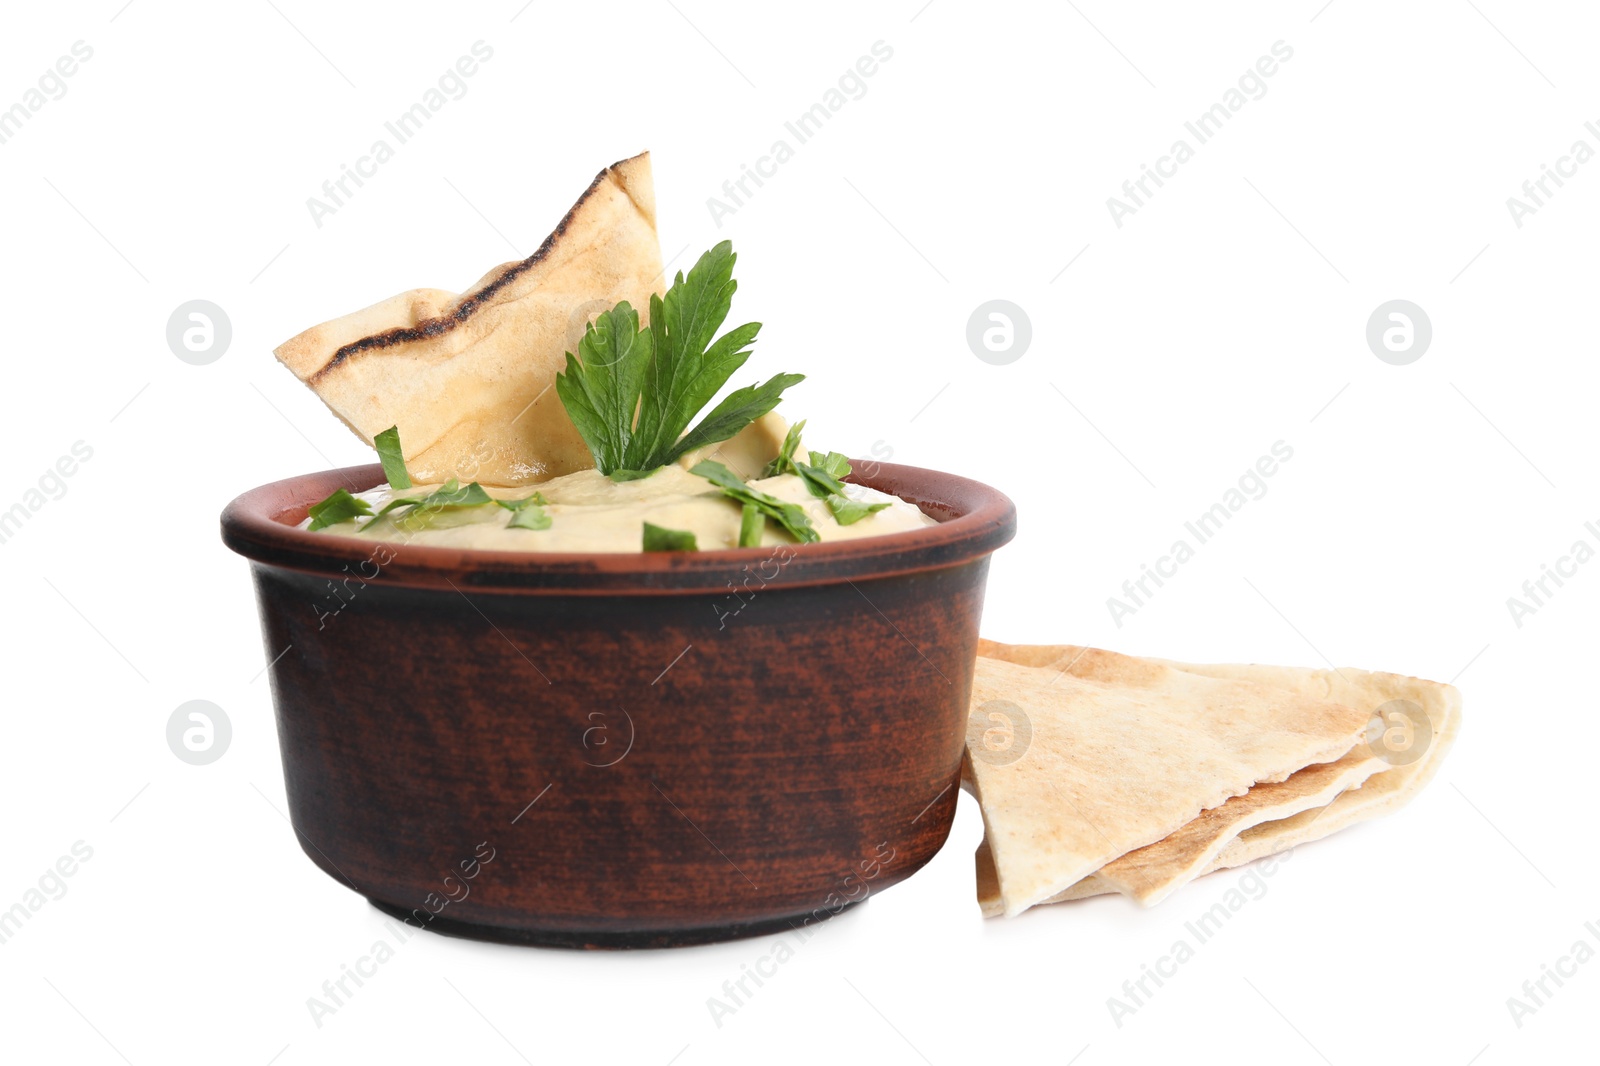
[220, 460, 1016, 595]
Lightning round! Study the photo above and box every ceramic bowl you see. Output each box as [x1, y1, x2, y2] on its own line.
[221, 460, 1014, 948]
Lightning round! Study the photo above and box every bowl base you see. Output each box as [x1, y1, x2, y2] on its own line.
[367, 897, 864, 950]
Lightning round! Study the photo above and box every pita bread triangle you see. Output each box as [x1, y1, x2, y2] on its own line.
[275, 152, 664, 486]
[972, 646, 1461, 914]
[965, 644, 1371, 917]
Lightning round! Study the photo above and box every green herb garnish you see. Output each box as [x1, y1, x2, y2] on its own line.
[738, 502, 764, 547]
[761, 419, 806, 478]
[763, 445, 888, 527]
[556, 242, 803, 479]
[826, 495, 891, 526]
[364, 478, 498, 533]
[306, 488, 373, 531]
[306, 425, 561, 538]
[643, 522, 698, 552]
[690, 459, 818, 544]
[791, 455, 848, 500]
[508, 507, 552, 531]
[416, 480, 493, 509]
[371, 493, 428, 520]
[500, 492, 552, 531]
[373, 478, 491, 515]
[374, 425, 412, 490]
[392, 482, 495, 532]
[808, 450, 852, 481]
[497, 491, 548, 510]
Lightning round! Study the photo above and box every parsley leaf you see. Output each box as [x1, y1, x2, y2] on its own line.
[809, 450, 852, 481]
[791, 455, 847, 500]
[508, 507, 552, 531]
[363, 478, 498, 533]
[738, 502, 764, 547]
[421, 480, 492, 508]
[497, 492, 549, 509]
[643, 522, 698, 552]
[767, 446, 889, 527]
[373, 425, 412, 490]
[671, 372, 805, 461]
[556, 242, 804, 477]
[553, 302, 652, 475]
[827, 495, 890, 526]
[499, 492, 552, 531]
[357, 480, 549, 535]
[762, 418, 806, 478]
[306, 488, 373, 531]
[690, 459, 819, 544]
[372, 493, 428, 520]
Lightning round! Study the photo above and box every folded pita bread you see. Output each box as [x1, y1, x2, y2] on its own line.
[1178, 661, 1462, 871]
[973, 648, 1461, 914]
[275, 152, 664, 486]
[1003, 747, 1390, 911]
[1092, 745, 1389, 905]
[965, 646, 1372, 917]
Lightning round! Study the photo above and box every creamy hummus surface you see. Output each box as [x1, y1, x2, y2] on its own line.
[304, 465, 932, 552]
[299, 415, 934, 552]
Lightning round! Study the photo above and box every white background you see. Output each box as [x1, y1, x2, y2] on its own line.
[1, 1, 1595, 1063]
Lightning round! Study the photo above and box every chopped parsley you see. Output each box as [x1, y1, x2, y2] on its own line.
[765, 444, 889, 528]
[689, 459, 818, 544]
[643, 522, 698, 552]
[738, 502, 764, 547]
[373, 425, 412, 490]
[500, 492, 552, 531]
[305, 488, 373, 531]
[389, 480, 495, 532]
[762, 418, 806, 478]
[350, 476, 498, 533]
[826, 494, 890, 526]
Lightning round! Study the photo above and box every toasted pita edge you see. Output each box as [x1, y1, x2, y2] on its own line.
[275, 152, 655, 387]
[1199, 671, 1461, 873]
[1096, 748, 1389, 907]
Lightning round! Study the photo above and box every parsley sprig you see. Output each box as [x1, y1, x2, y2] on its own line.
[556, 242, 803, 479]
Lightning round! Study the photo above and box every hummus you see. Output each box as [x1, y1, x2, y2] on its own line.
[304, 464, 932, 552]
[300, 413, 935, 552]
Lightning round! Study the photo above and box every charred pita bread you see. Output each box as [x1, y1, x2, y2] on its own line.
[965, 646, 1371, 917]
[275, 152, 664, 486]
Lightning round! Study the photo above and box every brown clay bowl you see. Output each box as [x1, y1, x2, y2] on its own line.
[221, 460, 1015, 948]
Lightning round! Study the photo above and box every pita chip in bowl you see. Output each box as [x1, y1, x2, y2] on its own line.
[274, 152, 664, 486]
